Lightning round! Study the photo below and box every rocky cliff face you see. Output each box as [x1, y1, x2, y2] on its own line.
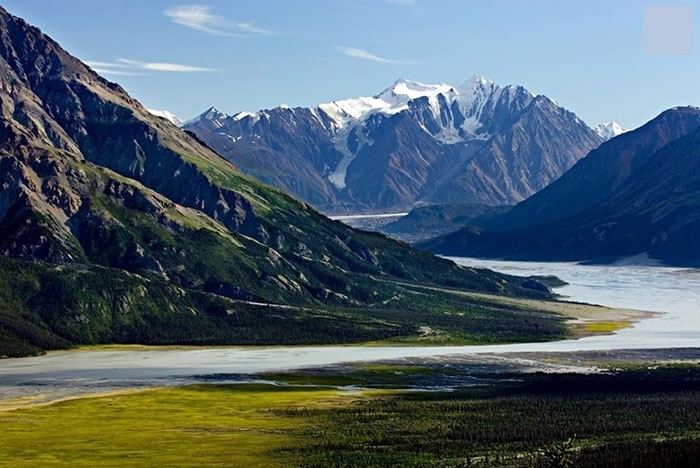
[184, 78, 602, 214]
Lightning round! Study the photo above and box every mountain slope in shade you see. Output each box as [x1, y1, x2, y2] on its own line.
[381, 203, 511, 242]
[420, 108, 700, 266]
[0, 7, 561, 356]
[487, 107, 700, 231]
[184, 78, 602, 213]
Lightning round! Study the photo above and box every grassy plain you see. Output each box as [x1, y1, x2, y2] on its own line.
[2, 364, 700, 467]
[0, 384, 361, 467]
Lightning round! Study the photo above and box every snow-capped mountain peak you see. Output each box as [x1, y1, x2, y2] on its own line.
[595, 121, 627, 141]
[318, 75, 511, 133]
[182, 107, 230, 128]
[183, 76, 572, 192]
[314, 76, 538, 189]
[182, 76, 602, 212]
[147, 109, 184, 127]
[377, 78, 455, 101]
[200, 107, 227, 121]
[459, 74, 494, 91]
[232, 111, 259, 122]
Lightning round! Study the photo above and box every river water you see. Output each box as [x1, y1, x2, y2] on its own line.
[447, 257, 700, 347]
[1, 258, 698, 390]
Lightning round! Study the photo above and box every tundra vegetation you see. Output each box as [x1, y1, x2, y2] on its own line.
[1, 364, 699, 467]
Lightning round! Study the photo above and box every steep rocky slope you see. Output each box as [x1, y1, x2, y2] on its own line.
[0, 7, 563, 356]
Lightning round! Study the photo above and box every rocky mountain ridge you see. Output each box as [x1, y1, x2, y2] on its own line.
[184, 77, 603, 213]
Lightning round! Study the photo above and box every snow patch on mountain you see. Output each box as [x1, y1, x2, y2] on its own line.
[595, 121, 627, 141]
[327, 134, 355, 190]
[318, 96, 393, 129]
[383, 79, 454, 101]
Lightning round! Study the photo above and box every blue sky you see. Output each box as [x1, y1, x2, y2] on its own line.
[3, 0, 698, 129]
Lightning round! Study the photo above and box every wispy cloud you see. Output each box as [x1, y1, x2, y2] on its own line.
[85, 59, 216, 76]
[164, 4, 229, 35]
[164, 5, 278, 36]
[89, 68, 144, 77]
[117, 58, 216, 72]
[85, 61, 131, 69]
[234, 22, 276, 35]
[337, 46, 415, 64]
[85, 61, 143, 76]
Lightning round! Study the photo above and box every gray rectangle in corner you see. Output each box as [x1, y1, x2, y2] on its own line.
[644, 6, 694, 55]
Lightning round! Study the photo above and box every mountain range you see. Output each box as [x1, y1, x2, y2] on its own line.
[0, 6, 563, 357]
[421, 107, 700, 266]
[183, 78, 603, 214]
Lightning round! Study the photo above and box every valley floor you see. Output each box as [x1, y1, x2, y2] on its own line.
[1, 351, 700, 467]
[0, 299, 652, 408]
[0, 259, 692, 466]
